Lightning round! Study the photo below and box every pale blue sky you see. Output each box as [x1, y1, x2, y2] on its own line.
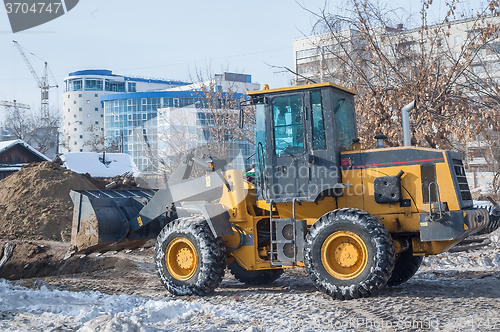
[0, 0, 486, 118]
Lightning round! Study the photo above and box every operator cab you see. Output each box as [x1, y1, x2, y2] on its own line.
[248, 83, 357, 203]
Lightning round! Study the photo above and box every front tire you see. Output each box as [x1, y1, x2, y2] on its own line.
[304, 208, 395, 300]
[155, 216, 226, 296]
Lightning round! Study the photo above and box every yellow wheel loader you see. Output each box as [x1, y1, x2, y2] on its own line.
[70, 82, 500, 300]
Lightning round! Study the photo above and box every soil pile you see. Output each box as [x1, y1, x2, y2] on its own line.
[0, 240, 137, 280]
[0, 162, 97, 242]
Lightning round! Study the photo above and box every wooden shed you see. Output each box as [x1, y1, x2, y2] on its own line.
[0, 139, 51, 180]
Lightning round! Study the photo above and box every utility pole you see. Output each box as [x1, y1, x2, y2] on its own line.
[12, 40, 58, 124]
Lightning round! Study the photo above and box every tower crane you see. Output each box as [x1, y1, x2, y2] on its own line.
[0, 100, 30, 110]
[12, 40, 58, 123]
[0, 100, 30, 141]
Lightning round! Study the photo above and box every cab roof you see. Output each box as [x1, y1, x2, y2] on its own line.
[247, 82, 357, 96]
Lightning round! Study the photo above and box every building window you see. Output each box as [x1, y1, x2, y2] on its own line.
[68, 109, 70, 112]
[85, 79, 103, 91]
[74, 128, 77, 131]
[142, 113, 147, 120]
[74, 142, 77, 145]
[74, 101, 77, 104]
[67, 95, 70, 98]
[79, 107, 82, 111]
[79, 94, 82, 97]
[69, 79, 83, 91]
[105, 80, 125, 92]
[95, 121, 99, 125]
[79, 135, 83, 139]
[74, 114, 77, 118]
[472, 65, 484, 74]
[95, 94, 99, 97]
[95, 107, 99, 112]
[454, 35, 462, 45]
[101, 114, 104, 117]
[114, 115, 119, 122]
[127, 114, 132, 120]
[128, 82, 136, 92]
[141, 98, 147, 105]
[80, 149, 83, 152]
[79, 121, 83, 125]
[142, 128, 147, 135]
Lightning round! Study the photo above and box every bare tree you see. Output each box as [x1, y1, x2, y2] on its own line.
[4, 105, 60, 156]
[300, 0, 500, 154]
[192, 70, 256, 168]
[82, 124, 105, 152]
[134, 71, 256, 178]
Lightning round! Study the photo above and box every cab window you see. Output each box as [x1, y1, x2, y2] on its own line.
[272, 95, 304, 156]
[311, 90, 326, 149]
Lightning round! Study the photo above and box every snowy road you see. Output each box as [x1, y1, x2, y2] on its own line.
[0, 229, 499, 332]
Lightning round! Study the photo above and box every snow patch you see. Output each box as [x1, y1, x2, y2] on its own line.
[0, 279, 203, 331]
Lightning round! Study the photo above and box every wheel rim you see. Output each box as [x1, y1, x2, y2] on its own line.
[166, 237, 198, 281]
[321, 231, 368, 280]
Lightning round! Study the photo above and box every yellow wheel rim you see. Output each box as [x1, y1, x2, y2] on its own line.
[166, 237, 198, 281]
[321, 231, 368, 280]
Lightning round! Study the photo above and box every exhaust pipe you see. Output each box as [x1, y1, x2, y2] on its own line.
[402, 100, 416, 146]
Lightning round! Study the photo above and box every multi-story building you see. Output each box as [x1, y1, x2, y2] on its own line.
[292, 15, 500, 179]
[62, 70, 189, 153]
[101, 72, 260, 176]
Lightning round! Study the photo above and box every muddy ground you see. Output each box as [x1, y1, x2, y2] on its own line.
[1, 238, 499, 331]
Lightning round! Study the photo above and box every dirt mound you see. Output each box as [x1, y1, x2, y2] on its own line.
[0, 240, 137, 280]
[0, 162, 97, 242]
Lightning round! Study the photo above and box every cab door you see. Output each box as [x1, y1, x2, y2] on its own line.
[304, 89, 339, 200]
[268, 93, 309, 201]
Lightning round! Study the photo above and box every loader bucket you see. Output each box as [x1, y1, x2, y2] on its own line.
[70, 189, 161, 253]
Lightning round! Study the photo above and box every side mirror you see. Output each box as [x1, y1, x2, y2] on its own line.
[238, 108, 244, 129]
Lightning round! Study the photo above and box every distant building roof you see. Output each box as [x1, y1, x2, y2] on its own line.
[0, 139, 51, 162]
[59, 152, 141, 178]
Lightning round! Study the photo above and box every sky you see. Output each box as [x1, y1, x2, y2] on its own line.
[0, 0, 487, 120]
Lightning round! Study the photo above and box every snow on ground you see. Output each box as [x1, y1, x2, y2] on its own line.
[0, 276, 334, 332]
[0, 204, 499, 331]
[2, 233, 500, 332]
[0, 280, 204, 331]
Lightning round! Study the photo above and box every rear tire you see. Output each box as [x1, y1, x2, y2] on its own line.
[387, 248, 423, 286]
[228, 260, 283, 285]
[155, 216, 226, 296]
[304, 208, 395, 300]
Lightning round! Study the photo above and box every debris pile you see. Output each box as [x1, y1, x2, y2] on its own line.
[0, 162, 97, 242]
[84, 172, 141, 190]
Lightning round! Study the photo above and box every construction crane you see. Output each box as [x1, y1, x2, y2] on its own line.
[0, 100, 30, 110]
[0, 100, 30, 141]
[12, 40, 58, 123]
